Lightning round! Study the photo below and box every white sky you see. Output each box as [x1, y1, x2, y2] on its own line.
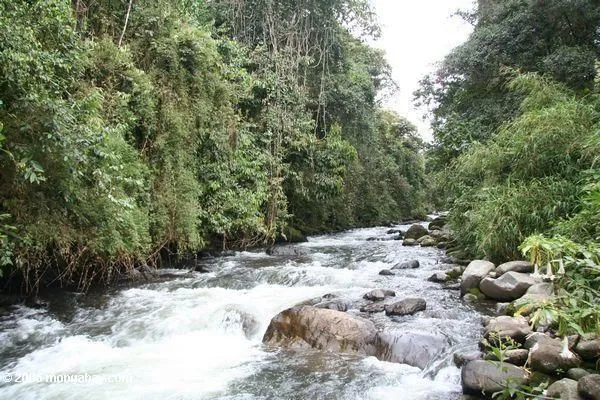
[372, 0, 475, 141]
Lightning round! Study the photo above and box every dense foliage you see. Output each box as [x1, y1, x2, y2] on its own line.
[0, 0, 425, 292]
[419, 0, 600, 263]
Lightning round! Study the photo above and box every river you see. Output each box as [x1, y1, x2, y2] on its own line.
[0, 223, 488, 400]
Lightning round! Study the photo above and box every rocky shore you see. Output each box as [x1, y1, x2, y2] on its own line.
[260, 216, 600, 399]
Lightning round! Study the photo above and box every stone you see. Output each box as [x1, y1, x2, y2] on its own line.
[428, 272, 449, 283]
[404, 224, 428, 240]
[437, 242, 448, 249]
[495, 261, 534, 276]
[419, 236, 438, 247]
[527, 334, 582, 374]
[460, 260, 496, 297]
[363, 289, 395, 301]
[461, 360, 528, 395]
[428, 216, 447, 231]
[567, 368, 590, 381]
[360, 303, 386, 313]
[453, 350, 483, 367]
[547, 378, 582, 400]
[402, 238, 418, 246]
[479, 271, 540, 301]
[384, 298, 426, 316]
[575, 339, 600, 361]
[484, 316, 532, 344]
[314, 300, 348, 312]
[379, 269, 395, 276]
[578, 374, 600, 400]
[463, 293, 479, 302]
[496, 302, 510, 315]
[393, 259, 420, 270]
[263, 306, 379, 355]
[377, 331, 447, 369]
[484, 348, 529, 366]
[386, 229, 403, 235]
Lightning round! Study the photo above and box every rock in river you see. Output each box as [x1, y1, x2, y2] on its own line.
[377, 331, 447, 369]
[384, 298, 426, 316]
[479, 271, 539, 301]
[460, 260, 495, 297]
[263, 306, 379, 356]
[404, 224, 428, 240]
[461, 360, 528, 395]
[363, 289, 396, 301]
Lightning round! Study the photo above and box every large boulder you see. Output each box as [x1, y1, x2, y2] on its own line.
[460, 260, 495, 297]
[547, 378, 582, 400]
[363, 289, 395, 301]
[404, 224, 428, 240]
[511, 283, 554, 315]
[384, 298, 427, 316]
[393, 259, 420, 270]
[578, 374, 600, 400]
[479, 272, 539, 301]
[484, 315, 532, 344]
[377, 331, 447, 369]
[495, 261, 534, 276]
[575, 337, 600, 361]
[262, 306, 379, 355]
[428, 216, 447, 231]
[461, 360, 528, 395]
[527, 334, 581, 374]
[453, 350, 483, 367]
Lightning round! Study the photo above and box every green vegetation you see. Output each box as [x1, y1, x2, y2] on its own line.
[0, 0, 425, 292]
[420, 0, 600, 263]
[419, 1, 600, 387]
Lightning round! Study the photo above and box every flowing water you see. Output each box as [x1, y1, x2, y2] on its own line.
[0, 223, 489, 400]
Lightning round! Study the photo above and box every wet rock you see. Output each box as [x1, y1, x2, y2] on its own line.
[359, 303, 386, 313]
[419, 236, 437, 247]
[402, 239, 418, 246]
[463, 293, 479, 303]
[578, 374, 600, 399]
[428, 216, 447, 231]
[428, 272, 449, 283]
[314, 300, 348, 312]
[479, 271, 540, 301]
[568, 368, 590, 381]
[267, 245, 310, 256]
[484, 349, 529, 366]
[461, 360, 528, 395]
[24, 296, 49, 309]
[528, 334, 581, 374]
[460, 260, 495, 297]
[495, 260, 534, 276]
[262, 306, 379, 356]
[363, 289, 395, 301]
[393, 235, 403, 241]
[453, 350, 483, 367]
[386, 229, 403, 235]
[575, 338, 600, 361]
[377, 331, 447, 369]
[484, 315, 532, 344]
[393, 259, 420, 270]
[496, 302, 510, 315]
[379, 269, 395, 276]
[547, 378, 582, 400]
[296, 294, 338, 307]
[404, 224, 428, 240]
[384, 298, 426, 316]
[436, 242, 448, 249]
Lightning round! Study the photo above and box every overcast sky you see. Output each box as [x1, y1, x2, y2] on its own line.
[372, 0, 475, 141]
